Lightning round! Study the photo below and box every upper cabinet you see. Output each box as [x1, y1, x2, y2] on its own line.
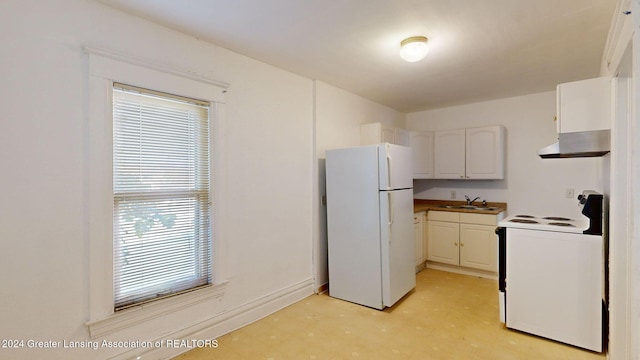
[557, 77, 612, 134]
[367, 122, 505, 180]
[410, 131, 434, 179]
[434, 125, 505, 180]
[433, 129, 466, 179]
[465, 125, 505, 179]
[360, 122, 410, 146]
[395, 128, 410, 146]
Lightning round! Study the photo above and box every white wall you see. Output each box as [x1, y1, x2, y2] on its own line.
[407, 91, 604, 217]
[315, 81, 405, 154]
[0, 0, 622, 359]
[600, 1, 640, 358]
[313, 81, 404, 289]
[0, 1, 313, 359]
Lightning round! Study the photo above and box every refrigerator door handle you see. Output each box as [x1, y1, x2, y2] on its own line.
[388, 192, 394, 230]
[386, 154, 392, 189]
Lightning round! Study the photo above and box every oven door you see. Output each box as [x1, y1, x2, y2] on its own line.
[505, 228, 603, 351]
[495, 226, 506, 323]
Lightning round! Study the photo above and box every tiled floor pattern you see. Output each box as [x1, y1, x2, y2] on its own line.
[175, 269, 605, 359]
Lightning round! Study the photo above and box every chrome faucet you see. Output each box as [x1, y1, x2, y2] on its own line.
[465, 195, 481, 205]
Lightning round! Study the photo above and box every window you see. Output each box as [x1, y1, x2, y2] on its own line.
[112, 83, 212, 310]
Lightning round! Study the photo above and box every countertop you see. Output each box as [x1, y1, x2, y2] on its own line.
[414, 199, 507, 215]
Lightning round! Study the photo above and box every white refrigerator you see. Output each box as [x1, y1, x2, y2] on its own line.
[326, 143, 415, 310]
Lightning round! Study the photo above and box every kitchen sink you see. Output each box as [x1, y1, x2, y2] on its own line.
[475, 206, 501, 211]
[437, 205, 501, 211]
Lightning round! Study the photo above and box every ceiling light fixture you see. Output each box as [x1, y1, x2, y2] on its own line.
[400, 36, 429, 62]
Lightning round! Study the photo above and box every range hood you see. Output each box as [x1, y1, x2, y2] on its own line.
[538, 130, 610, 158]
[539, 77, 612, 159]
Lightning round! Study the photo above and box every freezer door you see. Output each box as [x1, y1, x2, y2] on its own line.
[378, 143, 413, 190]
[380, 188, 416, 307]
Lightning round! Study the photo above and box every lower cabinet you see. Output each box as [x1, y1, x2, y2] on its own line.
[459, 223, 497, 272]
[426, 217, 459, 265]
[427, 211, 501, 273]
[414, 211, 427, 268]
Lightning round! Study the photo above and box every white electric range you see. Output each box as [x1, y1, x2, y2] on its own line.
[496, 191, 605, 352]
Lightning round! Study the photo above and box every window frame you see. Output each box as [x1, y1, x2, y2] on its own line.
[111, 83, 213, 311]
[85, 47, 228, 338]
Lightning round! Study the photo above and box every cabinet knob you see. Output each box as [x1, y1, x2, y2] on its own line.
[460, 243, 464, 247]
[454, 242, 458, 246]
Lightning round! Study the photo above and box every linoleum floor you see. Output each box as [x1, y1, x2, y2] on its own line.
[174, 269, 605, 359]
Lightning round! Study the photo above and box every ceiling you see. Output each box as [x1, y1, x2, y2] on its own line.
[98, 0, 617, 113]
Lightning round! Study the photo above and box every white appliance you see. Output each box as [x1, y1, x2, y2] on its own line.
[496, 191, 605, 352]
[538, 77, 612, 158]
[325, 143, 415, 310]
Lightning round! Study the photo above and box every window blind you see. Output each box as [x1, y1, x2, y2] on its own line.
[112, 83, 211, 310]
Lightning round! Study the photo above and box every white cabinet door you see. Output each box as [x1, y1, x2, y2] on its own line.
[434, 129, 465, 179]
[465, 125, 504, 179]
[414, 212, 425, 266]
[382, 127, 395, 144]
[423, 212, 428, 264]
[557, 77, 612, 133]
[427, 212, 500, 273]
[459, 223, 497, 271]
[427, 220, 459, 265]
[394, 128, 410, 146]
[433, 126, 504, 180]
[410, 131, 434, 179]
[360, 122, 410, 146]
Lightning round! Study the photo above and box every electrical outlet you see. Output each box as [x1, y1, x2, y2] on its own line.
[566, 188, 574, 199]
[451, 191, 456, 199]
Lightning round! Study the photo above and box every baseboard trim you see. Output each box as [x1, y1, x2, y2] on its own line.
[316, 283, 328, 294]
[108, 278, 314, 360]
[425, 262, 498, 280]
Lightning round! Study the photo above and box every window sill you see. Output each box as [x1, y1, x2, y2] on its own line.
[86, 281, 228, 339]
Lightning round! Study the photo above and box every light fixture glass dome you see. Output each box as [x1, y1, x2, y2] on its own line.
[400, 36, 429, 62]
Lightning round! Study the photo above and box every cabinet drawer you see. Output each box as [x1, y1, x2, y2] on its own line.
[460, 213, 497, 226]
[428, 211, 459, 222]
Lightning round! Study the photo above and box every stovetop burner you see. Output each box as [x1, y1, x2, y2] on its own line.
[509, 219, 539, 224]
[544, 217, 573, 221]
[515, 215, 535, 218]
[548, 222, 576, 227]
